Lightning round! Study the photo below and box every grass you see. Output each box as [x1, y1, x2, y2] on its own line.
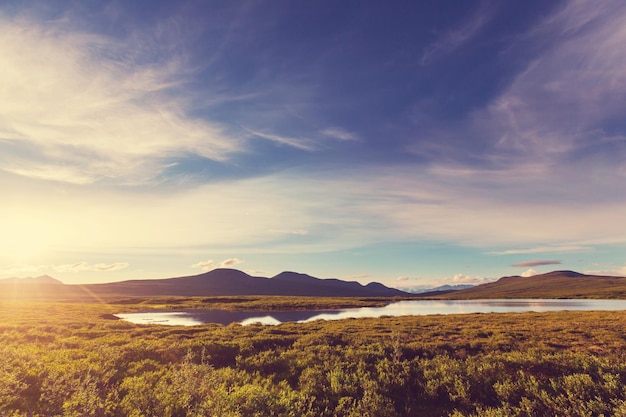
[106, 295, 404, 311]
[3, 297, 626, 416]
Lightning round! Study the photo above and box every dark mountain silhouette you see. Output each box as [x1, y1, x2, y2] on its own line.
[439, 270, 626, 299]
[0, 269, 407, 300]
[83, 269, 408, 298]
[7, 269, 624, 301]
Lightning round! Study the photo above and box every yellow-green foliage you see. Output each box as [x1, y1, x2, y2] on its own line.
[108, 295, 400, 310]
[2, 299, 626, 416]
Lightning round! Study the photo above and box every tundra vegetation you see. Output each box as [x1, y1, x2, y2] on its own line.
[2, 297, 626, 416]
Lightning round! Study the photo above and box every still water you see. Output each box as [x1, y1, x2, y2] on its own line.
[115, 299, 626, 326]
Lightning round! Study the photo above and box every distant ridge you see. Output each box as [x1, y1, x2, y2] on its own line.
[439, 270, 626, 299]
[0, 275, 63, 285]
[0, 275, 66, 299]
[541, 270, 586, 278]
[400, 284, 475, 294]
[82, 269, 408, 298]
[6, 269, 626, 301]
[0, 269, 407, 300]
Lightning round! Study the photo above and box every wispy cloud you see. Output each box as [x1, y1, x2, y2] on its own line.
[490, 246, 590, 255]
[220, 258, 243, 268]
[245, 128, 317, 151]
[448, 273, 493, 285]
[191, 260, 215, 271]
[511, 260, 561, 267]
[53, 262, 129, 272]
[480, 0, 626, 163]
[349, 274, 371, 280]
[321, 127, 357, 141]
[268, 229, 309, 236]
[409, 0, 626, 217]
[0, 16, 240, 185]
[0, 262, 129, 277]
[191, 258, 244, 271]
[0, 264, 47, 277]
[420, 2, 491, 65]
[584, 265, 626, 277]
[2, 163, 624, 263]
[396, 274, 495, 289]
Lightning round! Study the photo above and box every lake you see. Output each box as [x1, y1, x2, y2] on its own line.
[115, 299, 626, 326]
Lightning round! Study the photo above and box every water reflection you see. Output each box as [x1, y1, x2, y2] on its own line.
[115, 311, 205, 326]
[116, 299, 626, 326]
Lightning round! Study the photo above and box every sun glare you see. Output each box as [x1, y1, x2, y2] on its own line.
[0, 213, 56, 262]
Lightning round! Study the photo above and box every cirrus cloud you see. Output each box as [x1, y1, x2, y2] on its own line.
[0, 262, 130, 276]
[0, 16, 240, 185]
[191, 258, 244, 271]
[584, 265, 626, 277]
[321, 127, 357, 141]
[53, 262, 130, 272]
[511, 260, 561, 268]
[220, 258, 243, 268]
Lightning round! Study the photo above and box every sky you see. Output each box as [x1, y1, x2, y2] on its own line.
[1, 0, 625, 289]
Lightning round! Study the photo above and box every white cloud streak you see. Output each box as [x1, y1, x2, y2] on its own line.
[191, 260, 215, 271]
[450, 273, 492, 285]
[410, 0, 626, 214]
[480, 0, 626, 162]
[245, 128, 317, 151]
[490, 246, 591, 255]
[0, 264, 48, 277]
[0, 16, 240, 185]
[220, 258, 243, 268]
[321, 127, 357, 141]
[53, 262, 129, 272]
[584, 265, 626, 277]
[511, 260, 561, 267]
[3, 162, 624, 262]
[391, 276, 472, 291]
[0, 262, 129, 277]
[420, 3, 491, 65]
[191, 258, 243, 271]
[268, 229, 309, 236]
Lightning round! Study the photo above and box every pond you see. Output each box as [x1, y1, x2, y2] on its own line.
[115, 299, 626, 326]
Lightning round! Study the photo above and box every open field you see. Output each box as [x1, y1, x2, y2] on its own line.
[3, 298, 626, 416]
[106, 295, 404, 311]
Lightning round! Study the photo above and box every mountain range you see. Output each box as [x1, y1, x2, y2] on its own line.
[0, 275, 63, 285]
[0, 269, 407, 300]
[400, 284, 475, 294]
[3, 269, 626, 301]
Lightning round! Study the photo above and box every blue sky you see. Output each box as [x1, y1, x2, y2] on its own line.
[1, 0, 625, 288]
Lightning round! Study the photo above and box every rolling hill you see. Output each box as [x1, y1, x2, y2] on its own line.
[438, 270, 626, 299]
[0, 275, 63, 285]
[0, 275, 68, 299]
[85, 269, 408, 298]
[5, 269, 626, 301]
[0, 269, 408, 300]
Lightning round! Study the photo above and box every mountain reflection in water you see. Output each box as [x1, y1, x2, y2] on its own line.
[115, 299, 626, 326]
